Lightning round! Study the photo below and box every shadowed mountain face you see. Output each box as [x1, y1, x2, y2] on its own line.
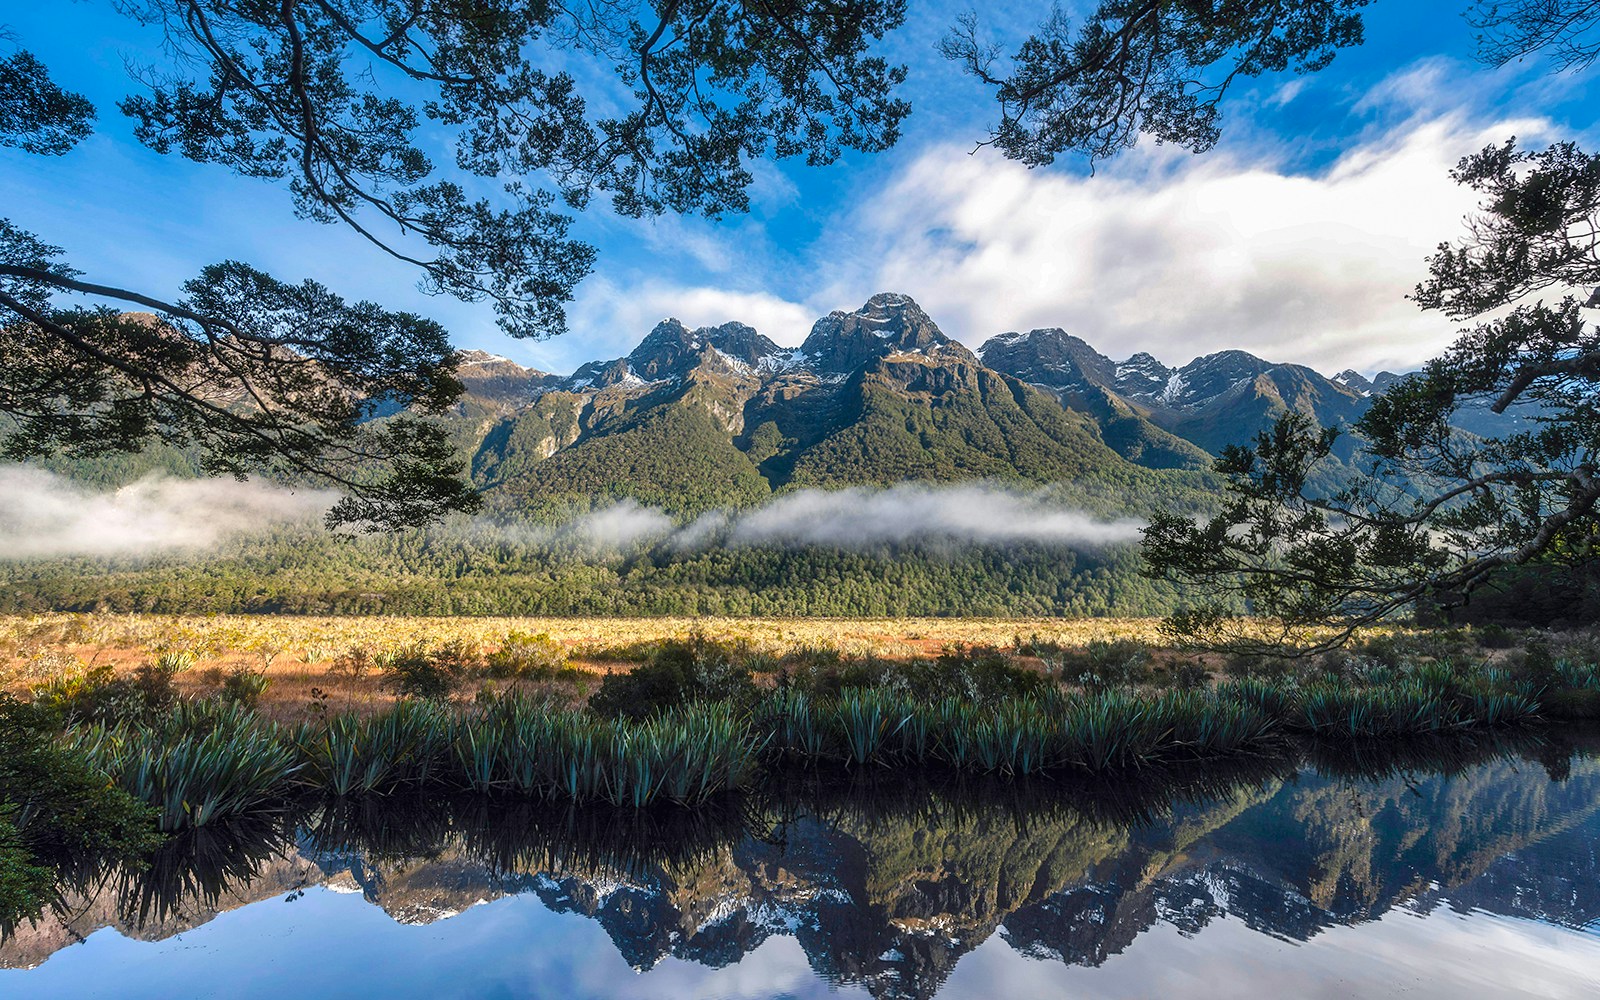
[467, 294, 1206, 517]
[977, 329, 1378, 461]
[798, 293, 977, 374]
[449, 293, 1513, 518]
[9, 735, 1600, 999]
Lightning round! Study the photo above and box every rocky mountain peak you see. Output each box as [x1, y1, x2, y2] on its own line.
[978, 328, 1117, 389]
[1332, 369, 1374, 396]
[626, 319, 779, 380]
[453, 350, 553, 405]
[1112, 352, 1175, 397]
[799, 292, 972, 373]
[457, 349, 515, 366]
[1147, 350, 1275, 407]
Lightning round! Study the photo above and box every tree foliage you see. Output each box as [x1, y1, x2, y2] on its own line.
[0, 49, 94, 154]
[1469, 0, 1600, 70]
[940, 0, 1371, 165]
[1144, 140, 1600, 650]
[943, 1, 1600, 167]
[0, 231, 483, 529]
[0, 1, 911, 527]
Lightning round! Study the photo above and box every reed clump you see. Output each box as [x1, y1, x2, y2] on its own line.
[455, 695, 761, 806]
[73, 701, 300, 832]
[763, 687, 1277, 773]
[25, 638, 1586, 832]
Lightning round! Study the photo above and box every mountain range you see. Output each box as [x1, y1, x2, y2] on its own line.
[445, 292, 1413, 517]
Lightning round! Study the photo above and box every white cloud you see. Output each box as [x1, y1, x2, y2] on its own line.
[517, 485, 1143, 551]
[0, 467, 335, 559]
[824, 107, 1548, 374]
[524, 277, 816, 373]
[1267, 78, 1310, 107]
[718, 485, 1142, 548]
[565, 500, 674, 547]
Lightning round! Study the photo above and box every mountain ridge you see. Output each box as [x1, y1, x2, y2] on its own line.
[447, 293, 1419, 516]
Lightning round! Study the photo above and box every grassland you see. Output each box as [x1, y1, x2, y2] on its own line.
[1, 613, 1179, 717]
[4, 608, 1598, 932]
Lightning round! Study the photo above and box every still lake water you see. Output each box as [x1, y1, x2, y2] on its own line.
[5, 733, 1600, 999]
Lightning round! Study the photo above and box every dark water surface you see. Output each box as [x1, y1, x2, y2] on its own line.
[5, 733, 1600, 999]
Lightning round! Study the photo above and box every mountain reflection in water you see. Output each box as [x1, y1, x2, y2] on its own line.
[5, 731, 1600, 999]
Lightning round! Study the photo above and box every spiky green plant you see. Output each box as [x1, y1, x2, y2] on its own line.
[151, 651, 198, 674]
[294, 701, 452, 796]
[832, 689, 910, 766]
[75, 708, 297, 831]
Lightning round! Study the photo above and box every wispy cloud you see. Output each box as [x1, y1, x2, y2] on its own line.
[682, 485, 1143, 549]
[476, 486, 1142, 553]
[0, 470, 1140, 560]
[820, 106, 1545, 374]
[523, 276, 816, 373]
[0, 467, 335, 559]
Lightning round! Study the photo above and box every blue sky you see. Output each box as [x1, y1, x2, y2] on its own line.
[2, 2, 1595, 376]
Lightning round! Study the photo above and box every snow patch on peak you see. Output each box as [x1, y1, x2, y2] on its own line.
[618, 371, 673, 389]
[978, 330, 1032, 363]
[459, 351, 512, 366]
[760, 348, 812, 372]
[1159, 372, 1189, 404]
[1332, 369, 1373, 396]
[709, 346, 753, 373]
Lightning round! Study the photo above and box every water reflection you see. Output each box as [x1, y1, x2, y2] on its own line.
[6, 730, 1600, 999]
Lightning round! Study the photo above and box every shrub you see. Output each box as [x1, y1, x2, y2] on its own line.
[1013, 633, 1069, 658]
[1348, 634, 1418, 669]
[486, 631, 568, 679]
[780, 654, 892, 697]
[296, 701, 453, 795]
[1540, 688, 1600, 719]
[1169, 659, 1212, 690]
[331, 646, 374, 681]
[904, 646, 1048, 701]
[29, 662, 177, 726]
[384, 644, 466, 701]
[221, 668, 271, 709]
[1058, 639, 1152, 691]
[1221, 651, 1294, 680]
[1475, 624, 1517, 650]
[0, 809, 54, 928]
[588, 635, 758, 720]
[453, 696, 760, 805]
[0, 696, 161, 923]
[571, 639, 662, 663]
[151, 650, 199, 674]
[780, 646, 1046, 703]
[74, 703, 299, 831]
[778, 644, 846, 671]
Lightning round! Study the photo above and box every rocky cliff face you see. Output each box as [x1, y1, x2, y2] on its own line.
[799, 293, 977, 373]
[974, 327, 1377, 462]
[426, 294, 1522, 516]
[468, 294, 1184, 515]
